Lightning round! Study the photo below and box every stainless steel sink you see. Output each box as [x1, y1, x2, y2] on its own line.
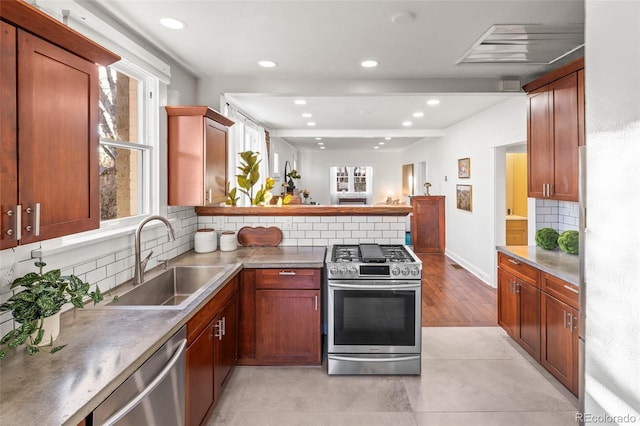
[103, 265, 230, 309]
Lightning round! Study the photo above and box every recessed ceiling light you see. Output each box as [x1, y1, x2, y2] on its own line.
[302, 113, 312, 118]
[413, 111, 424, 118]
[385, 137, 391, 140]
[427, 99, 440, 106]
[402, 121, 413, 127]
[374, 146, 380, 150]
[318, 142, 324, 146]
[315, 137, 322, 140]
[307, 122, 316, 126]
[257, 60, 278, 68]
[379, 142, 385, 145]
[160, 18, 186, 30]
[320, 146, 326, 150]
[294, 99, 307, 105]
[360, 60, 379, 68]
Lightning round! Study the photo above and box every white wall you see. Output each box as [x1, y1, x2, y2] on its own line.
[584, 1, 640, 423]
[298, 149, 404, 205]
[401, 96, 527, 286]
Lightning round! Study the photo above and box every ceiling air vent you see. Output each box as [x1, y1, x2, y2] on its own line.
[457, 24, 584, 65]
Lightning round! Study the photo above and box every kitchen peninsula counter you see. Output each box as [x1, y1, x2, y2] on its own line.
[0, 246, 326, 426]
[497, 245, 579, 285]
[196, 204, 412, 216]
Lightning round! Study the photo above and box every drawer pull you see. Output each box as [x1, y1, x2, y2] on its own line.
[507, 258, 520, 266]
[278, 271, 296, 276]
[563, 284, 579, 294]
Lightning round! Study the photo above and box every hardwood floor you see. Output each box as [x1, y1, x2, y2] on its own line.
[419, 253, 497, 327]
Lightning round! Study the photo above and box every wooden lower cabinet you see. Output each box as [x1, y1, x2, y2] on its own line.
[255, 289, 321, 364]
[541, 293, 579, 395]
[239, 268, 322, 365]
[185, 275, 239, 426]
[497, 251, 580, 396]
[497, 268, 540, 361]
[213, 293, 238, 399]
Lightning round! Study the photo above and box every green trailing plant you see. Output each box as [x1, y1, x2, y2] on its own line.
[535, 227, 560, 250]
[558, 230, 579, 254]
[0, 262, 115, 359]
[227, 151, 281, 206]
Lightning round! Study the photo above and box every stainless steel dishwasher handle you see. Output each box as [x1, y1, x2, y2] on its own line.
[101, 338, 187, 426]
[329, 355, 421, 363]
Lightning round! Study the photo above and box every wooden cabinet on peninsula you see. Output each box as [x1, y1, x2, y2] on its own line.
[185, 275, 239, 426]
[166, 106, 234, 206]
[238, 268, 321, 365]
[411, 196, 445, 254]
[0, 1, 119, 250]
[524, 57, 584, 202]
[497, 253, 541, 360]
[497, 251, 580, 395]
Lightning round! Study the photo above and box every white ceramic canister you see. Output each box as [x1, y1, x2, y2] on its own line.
[194, 228, 217, 253]
[219, 231, 238, 252]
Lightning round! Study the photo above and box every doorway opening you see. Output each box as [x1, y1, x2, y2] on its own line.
[505, 147, 528, 245]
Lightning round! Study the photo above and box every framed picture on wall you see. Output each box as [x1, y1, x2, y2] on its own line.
[458, 157, 470, 178]
[456, 184, 472, 212]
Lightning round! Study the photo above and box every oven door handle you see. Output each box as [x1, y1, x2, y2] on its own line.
[329, 355, 421, 363]
[328, 283, 420, 290]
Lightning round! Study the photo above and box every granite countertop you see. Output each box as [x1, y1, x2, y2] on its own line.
[497, 245, 579, 285]
[0, 246, 326, 426]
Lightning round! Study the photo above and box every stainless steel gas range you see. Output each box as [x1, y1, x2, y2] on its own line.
[326, 243, 422, 375]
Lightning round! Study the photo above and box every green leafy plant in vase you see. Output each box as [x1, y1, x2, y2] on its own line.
[0, 261, 115, 359]
[227, 151, 291, 205]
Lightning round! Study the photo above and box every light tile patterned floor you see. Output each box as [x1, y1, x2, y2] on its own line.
[208, 327, 578, 425]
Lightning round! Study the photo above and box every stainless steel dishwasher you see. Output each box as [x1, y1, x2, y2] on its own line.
[92, 326, 187, 426]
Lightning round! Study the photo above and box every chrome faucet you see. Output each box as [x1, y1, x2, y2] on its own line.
[134, 215, 176, 285]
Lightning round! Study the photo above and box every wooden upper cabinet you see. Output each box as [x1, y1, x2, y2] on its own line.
[0, 1, 119, 249]
[524, 57, 583, 202]
[411, 196, 445, 254]
[166, 106, 234, 206]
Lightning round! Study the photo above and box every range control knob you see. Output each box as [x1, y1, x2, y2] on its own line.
[339, 267, 347, 275]
[348, 267, 357, 275]
[391, 267, 400, 276]
[410, 267, 420, 276]
[401, 267, 409, 276]
[329, 267, 338, 275]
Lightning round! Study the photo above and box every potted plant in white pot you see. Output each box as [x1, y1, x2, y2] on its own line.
[0, 261, 114, 359]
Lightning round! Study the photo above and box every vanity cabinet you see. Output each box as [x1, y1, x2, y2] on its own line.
[239, 268, 321, 365]
[0, 1, 119, 249]
[411, 196, 446, 253]
[185, 275, 238, 426]
[497, 251, 580, 395]
[166, 106, 234, 206]
[524, 57, 584, 201]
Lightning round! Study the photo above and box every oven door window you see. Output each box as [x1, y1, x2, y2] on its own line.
[333, 289, 415, 346]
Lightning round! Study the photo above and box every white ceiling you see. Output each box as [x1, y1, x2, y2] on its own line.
[82, 0, 585, 151]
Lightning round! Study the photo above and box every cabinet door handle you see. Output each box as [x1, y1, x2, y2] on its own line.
[508, 258, 520, 266]
[6, 205, 21, 241]
[542, 184, 546, 197]
[278, 271, 296, 276]
[563, 284, 579, 294]
[548, 184, 553, 197]
[25, 203, 41, 236]
[563, 311, 568, 328]
[207, 188, 212, 204]
[314, 295, 318, 311]
[221, 316, 226, 336]
[509, 279, 514, 293]
[569, 314, 576, 334]
[515, 283, 520, 294]
[215, 320, 223, 340]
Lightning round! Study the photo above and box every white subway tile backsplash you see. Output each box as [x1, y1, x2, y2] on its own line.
[536, 199, 578, 232]
[328, 223, 343, 231]
[321, 217, 337, 223]
[359, 223, 374, 231]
